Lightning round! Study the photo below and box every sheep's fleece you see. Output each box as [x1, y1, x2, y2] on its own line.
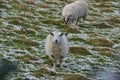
[45, 31, 69, 66]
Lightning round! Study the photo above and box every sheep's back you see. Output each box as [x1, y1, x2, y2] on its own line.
[73, 1, 88, 18]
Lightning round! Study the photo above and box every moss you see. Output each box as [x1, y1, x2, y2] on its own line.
[0, 53, 3, 58]
[8, 19, 30, 27]
[38, 3, 51, 8]
[66, 27, 80, 33]
[69, 46, 92, 55]
[92, 47, 114, 56]
[13, 29, 27, 35]
[4, 40, 14, 46]
[10, 0, 21, 3]
[87, 38, 114, 47]
[0, 19, 3, 24]
[106, 17, 120, 23]
[7, 16, 26, 21]
[101, 8, 113, 12]
[49, 8, 58, 12]
[16, 54, 38, 63]
[0, 4, 8, 9]
[32, 67, 57, 77]
[12, 38, 39, 46]
[17, 4, 28, 11]
[69, 37, 86, 42]
[36, 34, 47, 40]
[44, 0, 60, 4]
[85, 31, 98, 37]
[25, 0, 35, 4]
[91, 22, 114, 28]
[14, 78, 23, 80]
[27, 29, 36, 36]
[89, 13, 101, 16]
[38, 10, 51, 14]
[62, 73, 88, 80]
[41, 19, 64, 26]
[33, 68, 88, 80]
[97, 57, 106, 62]
[87, 17, 97, 22]
[0, 1, 4, 4]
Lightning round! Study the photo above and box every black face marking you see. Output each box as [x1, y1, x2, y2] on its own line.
[50, 32, 54, 36]
[66, 17, 69, 25]
[66, 16, 72, 25]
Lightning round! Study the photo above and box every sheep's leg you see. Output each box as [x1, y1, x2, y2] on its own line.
[83, 13, 87, 24]
[71, 19, 73, 24]
[59, 58, 64, 68]
[59, 61, 62, 68]
[75, 18, 79, 25]
[83, 18, 85, 24]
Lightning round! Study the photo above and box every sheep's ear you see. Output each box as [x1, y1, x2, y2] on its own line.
[50, 32, 54, 36]
[60, 33, 68, 36]
[64, 33, 68, 36]
[60, 33, 64, 36]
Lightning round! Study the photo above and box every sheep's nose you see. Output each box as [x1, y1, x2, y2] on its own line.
[55, 40, 58, 43]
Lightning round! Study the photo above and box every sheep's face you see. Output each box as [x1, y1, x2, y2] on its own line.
[50, 32, 64, 44]
[62, 15, 72, 25]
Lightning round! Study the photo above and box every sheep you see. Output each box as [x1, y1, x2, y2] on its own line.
[62, 0, 88, 25]
[45, 31, 69, 70]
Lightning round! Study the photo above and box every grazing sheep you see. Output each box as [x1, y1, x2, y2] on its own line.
[45, 31, 69, 70]
[62, 0, 88, 25]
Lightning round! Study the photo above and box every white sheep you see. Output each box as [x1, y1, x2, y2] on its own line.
[45, 31, 69, 70]
[62, 0, 88, 25]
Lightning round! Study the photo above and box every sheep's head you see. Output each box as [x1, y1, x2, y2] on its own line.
[50, 32, 67, 44]
[62, 15, 73, 25]
[50, 32, 64, 44]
